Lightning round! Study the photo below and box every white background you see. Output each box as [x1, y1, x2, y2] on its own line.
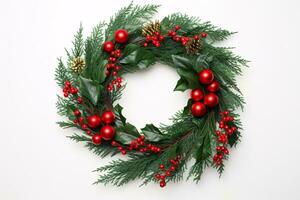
[0, 0, 300, 199]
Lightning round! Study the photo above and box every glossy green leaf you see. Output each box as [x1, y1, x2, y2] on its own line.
[141, 124, 165, 142]
[177, 68, 200, 89]
[116, 123, 140, 137]
[79, 76, 101, 105]
[172, 55, 192, 70]
[119, 44, 155, 71]
[114, 104, 127, 126]
[114, 132, 138, 145]
[174, 78, 189, 91]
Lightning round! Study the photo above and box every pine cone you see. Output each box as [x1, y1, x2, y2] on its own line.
[142, 21, 161, 36]
[186, 39, 202, 54]
[70, 57, 85, 73]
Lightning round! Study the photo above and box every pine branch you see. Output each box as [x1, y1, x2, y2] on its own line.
[162, 13, 234, 42]
[55, 58, 71, 88]
[105, 3, 159, 39]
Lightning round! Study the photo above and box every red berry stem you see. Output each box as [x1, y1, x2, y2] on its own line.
[154, 155, 182, 188]
[213, 110, 238, 166]
[110, 135, 162, 155]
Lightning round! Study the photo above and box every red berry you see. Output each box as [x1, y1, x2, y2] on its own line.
[86, 130, 92, 135]
[155, 174, 161, 180]
[73, 109, 81, 116]
[70, 87, 78, 94]
[77, 97, 83, 104]
[100, 125, 115, 140]
[143, 42, 148, 47]
[175, 25, 181, 30]
[159, 164, 164, 170]
[194, 35, 199, 40]
[165, 171, 171, 177]
[63, 92, 69, 97]
[121, 150, 127, 155]
[201, 32, 207, 38]
[170, 166, 175, 171]
[190, 88, 204, 101]
[103, 41, 115, 52]
[65, 80, 71, 88]
[92, 134, 102, 145]
[101, 111, 115, 124]
[160, 181, 166, 188]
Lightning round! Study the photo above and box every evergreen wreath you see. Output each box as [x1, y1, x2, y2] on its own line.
[55, 3, 247, 187]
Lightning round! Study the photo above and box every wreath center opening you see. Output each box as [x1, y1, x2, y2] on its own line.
[117, 63, 189, 129]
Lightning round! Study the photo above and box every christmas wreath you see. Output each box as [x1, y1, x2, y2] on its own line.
[55, 3, 247, 187]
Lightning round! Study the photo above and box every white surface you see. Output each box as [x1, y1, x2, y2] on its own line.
[0, 0, 300, 199]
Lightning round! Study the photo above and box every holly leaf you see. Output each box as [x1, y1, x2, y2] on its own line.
[141, 124, 166, 142]
[94, 60, 107, 83]
[119, 44, 155, 71]
[177, 68, 200, 89]
[114, 132, 138, 145]
[172, 55, 192, 70]
[79, 76, 102, 105]
[174, 78, 189, 91]
[113, 104, 127, 126]
[116, 123, 140, 137]
[193, 54, 208, 72]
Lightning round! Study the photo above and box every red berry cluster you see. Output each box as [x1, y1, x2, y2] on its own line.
[111, 135, 161, 155]
[73, 109, 93, 135]
[143, 32, 165, 48]
[190, 69, 220, 117]
[154, 155, 181, 188]
[62, 80, 83, 104]
[103, 29, 129, 92]
[142, 24, 208, 49]
[167, 25, 207, 47]
[213, 110, 237, 166]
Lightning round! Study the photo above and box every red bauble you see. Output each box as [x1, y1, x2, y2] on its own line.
[103, 41, 115, 52]
[101, 111, 115, 124]
[190, 88, 204, 101]
[207, 80, 220, 92]
[204, 93, 219, 108]
[114, 29, 128, 43]
[92, 134, 102, 145]
[198, 69, 214, 85]
[87, 115, 101, 128]
[100, 125, 116, 140]
[191, 102, 207, 117]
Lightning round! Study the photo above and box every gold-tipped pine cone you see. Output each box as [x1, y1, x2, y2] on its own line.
[70, 57, 85, 73]
[186, 38, 202, 54]
[142, 20, 161, 37]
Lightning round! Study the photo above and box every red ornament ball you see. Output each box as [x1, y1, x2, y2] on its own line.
[198, 69, 214, 85]
[191, 102, 207, 117]
[87, 115, 101, 128]
[100, 125, 116, 140]
[101, 111, 115, 124]
[103, 41, 115, 52]
[204, 93, 219, 108]
[207, 80, 220, 92]
[190, 88, 204, 101]
[92, 134, 102, 145]
[114, 29, 128, 43]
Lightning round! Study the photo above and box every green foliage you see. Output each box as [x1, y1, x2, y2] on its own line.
[105, 3, 159, 39]
[55, 3, 247, 187]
